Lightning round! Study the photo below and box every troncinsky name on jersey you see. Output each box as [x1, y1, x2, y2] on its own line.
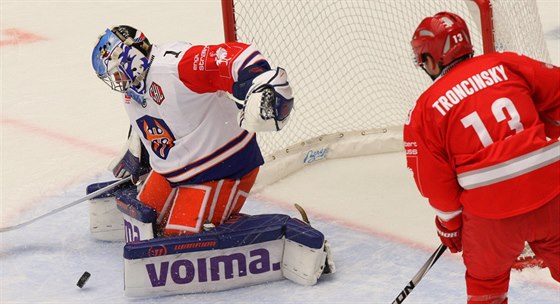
[433, 64, 509, 116]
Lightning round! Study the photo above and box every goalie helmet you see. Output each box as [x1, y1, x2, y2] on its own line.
[411, 12, 474, 68]
[92, 25, 152, 106]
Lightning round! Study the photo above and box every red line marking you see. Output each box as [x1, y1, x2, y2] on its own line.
[1, 116, 118, 156]
[251, 193, 432, 250]
[0, 28, 47, 47]
[1, 116, 117, 224]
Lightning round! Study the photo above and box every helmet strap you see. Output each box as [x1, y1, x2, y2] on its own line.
[420, 54, 442, 81]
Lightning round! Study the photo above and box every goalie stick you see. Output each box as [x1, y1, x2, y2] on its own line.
[0, 177, 132, 233]
[391, 243, 447, 304]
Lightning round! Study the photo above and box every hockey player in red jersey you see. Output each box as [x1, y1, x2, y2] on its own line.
[91, 25, 293, 236]
[405, 12, 559, 304]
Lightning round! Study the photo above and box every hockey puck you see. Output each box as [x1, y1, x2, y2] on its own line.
[77, 271, 91, 288]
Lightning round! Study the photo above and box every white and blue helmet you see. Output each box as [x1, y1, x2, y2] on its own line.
[92, 25, 152, 106]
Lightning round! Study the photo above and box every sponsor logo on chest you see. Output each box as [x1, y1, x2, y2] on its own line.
[149, 82, 165, 105]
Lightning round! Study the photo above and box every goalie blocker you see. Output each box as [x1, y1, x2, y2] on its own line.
[87, 181, 334, 297]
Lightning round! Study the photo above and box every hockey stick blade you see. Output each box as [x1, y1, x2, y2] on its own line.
[293, 203, 335, 274]
[294, 203, 310, 225]
[0, 177, 132, 233]
[391, 243, 447, 304]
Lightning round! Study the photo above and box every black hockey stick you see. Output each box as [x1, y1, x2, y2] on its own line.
[391, 243, 448, 304]
[0, 177, 132, 233]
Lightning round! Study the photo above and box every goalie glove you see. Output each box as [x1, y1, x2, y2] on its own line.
[235, 67, 294, 132]
[108, 127, 151, 184]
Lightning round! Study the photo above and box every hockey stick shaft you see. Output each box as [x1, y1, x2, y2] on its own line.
[391, 243, 448, 304]
[0, 177, 132, 233]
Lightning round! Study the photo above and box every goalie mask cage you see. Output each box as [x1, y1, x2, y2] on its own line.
[222, 0, 551, 190]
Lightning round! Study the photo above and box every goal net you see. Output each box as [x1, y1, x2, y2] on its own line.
[222, 0, 551, 189]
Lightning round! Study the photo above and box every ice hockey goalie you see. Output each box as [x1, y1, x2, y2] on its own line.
[86, 180, 335, 297]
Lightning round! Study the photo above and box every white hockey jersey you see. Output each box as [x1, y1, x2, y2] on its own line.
[123, 41, 267, 185]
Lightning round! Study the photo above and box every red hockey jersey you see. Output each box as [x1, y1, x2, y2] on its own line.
[404, 52, 560, 219]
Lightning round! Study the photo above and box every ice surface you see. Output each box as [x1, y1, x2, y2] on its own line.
[1, 1, 558, 303]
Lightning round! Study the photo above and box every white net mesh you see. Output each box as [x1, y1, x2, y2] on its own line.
[228, 0, 550, 162]
[491, 0, 550, 61]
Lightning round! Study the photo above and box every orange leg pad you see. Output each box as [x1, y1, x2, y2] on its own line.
[164, 185, 212, 235]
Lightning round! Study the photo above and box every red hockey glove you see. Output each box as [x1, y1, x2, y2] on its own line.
[435, 216, 462, 253]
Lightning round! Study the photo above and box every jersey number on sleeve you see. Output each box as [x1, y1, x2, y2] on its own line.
[460, 97, 524, 147]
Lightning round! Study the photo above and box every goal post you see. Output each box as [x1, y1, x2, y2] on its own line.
[222, 0, 551, 190]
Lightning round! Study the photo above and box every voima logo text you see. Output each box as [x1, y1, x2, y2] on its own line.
[145, 248, 281, 287]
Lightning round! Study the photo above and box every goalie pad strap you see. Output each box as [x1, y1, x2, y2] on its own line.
[116, 190, 158, 242]
[116, 190, 157, 224]
[124, 214, 290, 258]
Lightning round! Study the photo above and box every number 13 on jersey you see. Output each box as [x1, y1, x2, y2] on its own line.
[460, 97, 524, 147]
